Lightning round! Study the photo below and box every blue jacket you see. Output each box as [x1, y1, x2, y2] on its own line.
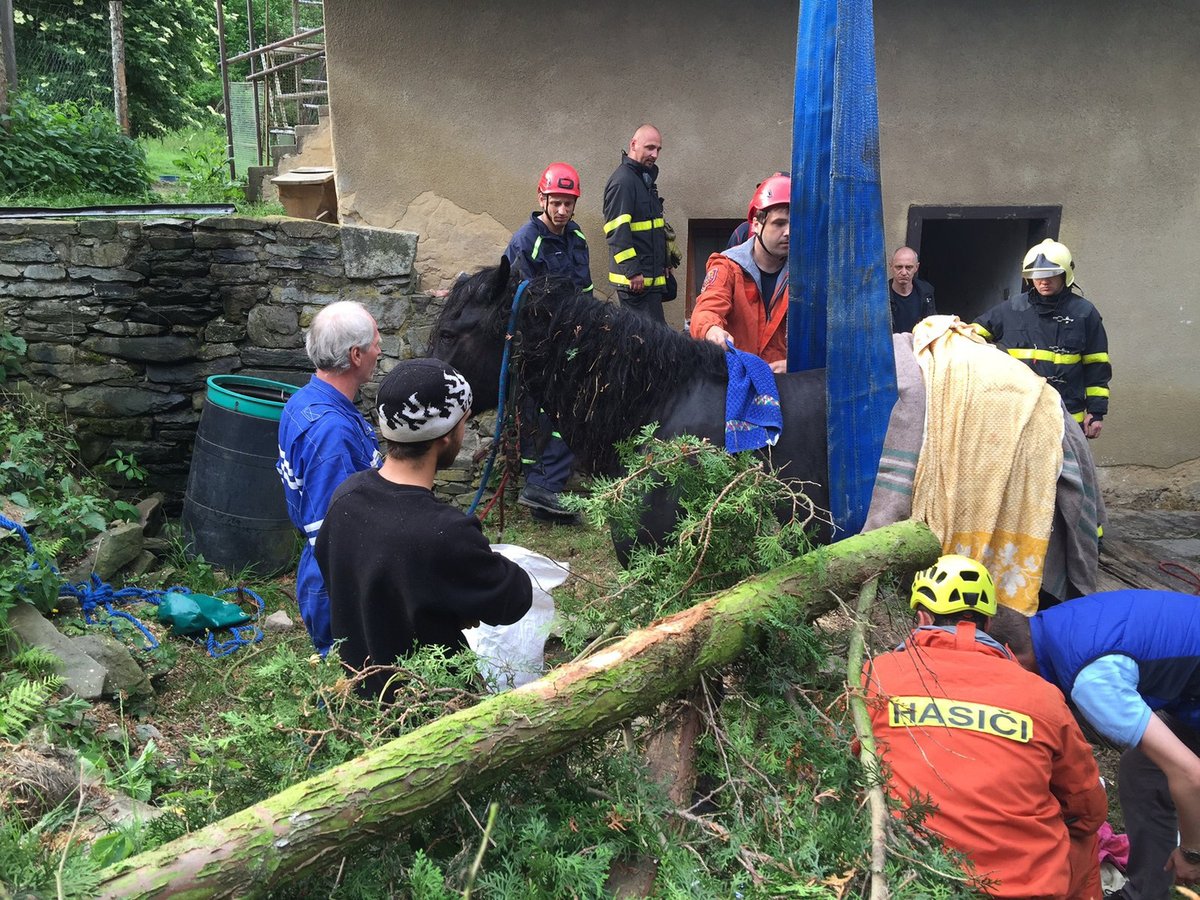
[1030, 590, 1200, 745]
[504, 213, 593, 293]
[277, 376, 381, 652]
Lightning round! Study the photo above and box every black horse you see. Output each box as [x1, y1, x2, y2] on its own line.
[429, 260, 832, 550]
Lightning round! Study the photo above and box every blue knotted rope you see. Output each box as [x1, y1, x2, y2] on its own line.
[2, 513, 264, 657]
[467, 278, 531, 517]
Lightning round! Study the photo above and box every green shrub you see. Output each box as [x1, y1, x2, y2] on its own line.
[0, 332, 26, 384]
[171, 131, 246, 203]
[0, 399, 138, 557]
[0, 93, 150, 198]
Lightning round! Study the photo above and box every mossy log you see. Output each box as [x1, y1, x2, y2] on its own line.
[95, 519, 939, 899]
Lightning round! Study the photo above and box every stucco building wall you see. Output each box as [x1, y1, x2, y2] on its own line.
[323, 0, 1199, 467]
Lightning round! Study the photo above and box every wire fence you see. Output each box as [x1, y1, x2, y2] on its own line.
[10, 0, 328, 179]
[12, 0, 114, 107]
[229, 82, 261, 174]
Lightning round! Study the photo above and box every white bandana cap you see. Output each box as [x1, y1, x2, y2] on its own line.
[376, 358, 473, 442]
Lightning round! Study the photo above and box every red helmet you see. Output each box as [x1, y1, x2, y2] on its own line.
[747, 173, 791, 226]
[538, 162, 581, 198]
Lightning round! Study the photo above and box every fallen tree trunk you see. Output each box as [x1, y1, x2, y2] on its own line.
[96, 520, 939, 898]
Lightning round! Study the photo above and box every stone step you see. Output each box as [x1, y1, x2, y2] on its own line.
[246, 165, 278, 203]
[295, 123, 320, 144]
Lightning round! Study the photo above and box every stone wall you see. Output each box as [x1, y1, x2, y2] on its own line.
[0, 216, 481, 504]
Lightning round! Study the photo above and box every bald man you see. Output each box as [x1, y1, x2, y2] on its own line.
[603, 124, 671, 323]
[888, 246, 937, 333]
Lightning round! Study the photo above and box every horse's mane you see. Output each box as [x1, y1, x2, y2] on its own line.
[438, 267, 727, 473]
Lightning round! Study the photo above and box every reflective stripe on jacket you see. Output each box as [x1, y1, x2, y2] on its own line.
[974, 287, 1110, 420]
[864, 623, 1106, 899]
[504, 212, 593, 293]
[602, 152, 667, 292]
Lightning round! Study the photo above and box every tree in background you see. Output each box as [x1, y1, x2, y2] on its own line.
[13, 0, 214, 136]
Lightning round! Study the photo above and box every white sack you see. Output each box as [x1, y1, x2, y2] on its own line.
[462, 543, 568, 691]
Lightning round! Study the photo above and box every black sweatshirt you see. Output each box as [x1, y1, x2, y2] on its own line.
[315, 470, 532, 697]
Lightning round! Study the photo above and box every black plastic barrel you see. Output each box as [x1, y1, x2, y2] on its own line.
[181, 375, 299, 576]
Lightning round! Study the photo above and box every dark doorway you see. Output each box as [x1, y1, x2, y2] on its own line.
[906, 206, 1062, 323]
[685, 217, 743, 319]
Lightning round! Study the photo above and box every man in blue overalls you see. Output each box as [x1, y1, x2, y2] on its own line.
[277, 301, 382, 652]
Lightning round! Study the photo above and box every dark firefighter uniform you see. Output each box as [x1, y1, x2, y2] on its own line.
[974, 287, 1110, 424]
[602, 152, 668, 312]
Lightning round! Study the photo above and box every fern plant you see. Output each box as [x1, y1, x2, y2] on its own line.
[0, 673, 62, 741]
[6, 644, 60, 678]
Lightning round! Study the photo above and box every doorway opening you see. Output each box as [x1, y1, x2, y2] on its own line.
[905, 205, 1062, 323]
[685, 217, 743, 318]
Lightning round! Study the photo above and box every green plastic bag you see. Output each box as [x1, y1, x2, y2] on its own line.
[157, 591, 252, 636]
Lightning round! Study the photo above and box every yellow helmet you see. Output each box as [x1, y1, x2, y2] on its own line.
[910, 555, 997, 617]
[1022, 238, 1075, 288]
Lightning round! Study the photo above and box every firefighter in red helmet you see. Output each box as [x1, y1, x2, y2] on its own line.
[691, 174, 791, 372]
[502, 163, 592, 522]
[504, 162, 592, 294]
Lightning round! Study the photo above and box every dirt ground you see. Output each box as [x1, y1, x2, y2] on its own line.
[1099, 458, 1200, 512]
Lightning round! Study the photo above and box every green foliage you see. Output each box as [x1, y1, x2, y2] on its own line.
[0, 400, 136, 557]
[90, 827, 141, 868]
[0, 332, 27, 385]
[171, 131, 245, 203]
[13, 0, 216, 137]
[0, 672, 61, 741]
[103, 450, 148, 485]
[0, 93, 151, 198]
[83, 737, 164, 805]
[560, 429, 824, 651]
[139, 124, 217, 176]
[0, 538, 63, 617]
[0, 806, 104, 899]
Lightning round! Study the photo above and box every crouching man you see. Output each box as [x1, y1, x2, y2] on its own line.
[315, 358, 532, 698]
[863, 555, 1106, 899]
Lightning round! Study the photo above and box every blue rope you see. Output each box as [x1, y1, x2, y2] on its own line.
[206, 587, 266, 657]
[467, 278, 531, 517]
[59, 574, 164, 650]
[1, 513, 263, 657]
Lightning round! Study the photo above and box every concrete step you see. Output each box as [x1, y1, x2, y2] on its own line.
[294, 124, 320, 144]
[246, 166, 277, 203]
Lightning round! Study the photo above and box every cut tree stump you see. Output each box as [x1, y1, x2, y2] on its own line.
[94, 519, 940, 899]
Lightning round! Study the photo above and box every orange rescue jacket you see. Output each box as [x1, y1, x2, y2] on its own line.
[689, 245, 787, 364]
[862, 623, 1106, 899]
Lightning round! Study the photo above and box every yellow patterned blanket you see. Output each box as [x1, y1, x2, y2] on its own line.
[910, 316, 1064, 613]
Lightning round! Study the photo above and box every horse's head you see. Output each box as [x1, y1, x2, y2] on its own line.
[428, 258, 517, 412]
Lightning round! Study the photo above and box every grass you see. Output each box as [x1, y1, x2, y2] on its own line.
[0, 190, 152, 208]
[1, 126, 285, 214]
[138, 126, 222, 178]
[0, 187, 285, 216]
